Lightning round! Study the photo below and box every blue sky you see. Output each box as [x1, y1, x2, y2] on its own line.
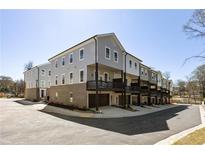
[0, 10, 204, 83]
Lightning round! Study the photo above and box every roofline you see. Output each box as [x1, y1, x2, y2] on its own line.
[23, 62, 50, 73]
[48, 35, 97, 61]
[140, 63, 151, 69]
[126, 52, 142, 62]
[23, 66, 38, 73]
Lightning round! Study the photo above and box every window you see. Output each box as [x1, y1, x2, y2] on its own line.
[70, 92, 73, 103]
[55, 92, 58, 98]
[62, 74, 65, 84]
[55, 60, 58, 68]
[129, 60, 132, 68]
[100, 75, 103, 81]
[114, 51, 118, 62]
[41, 69, 45, 76]
[79, 49, 84, 60]
[104, 72, 109, 82]
[69, 53, 73, 64]
[41, 80, 45, 87]
[48, 70, 51, 76]
[55, 75, 58, 85]
[145, 70, 148, 76]
[141, 68, 144, 75]
[105, 47, 111, 59]
[48, 81, 51, 87]
[152, 73, 155, 80]
[135, 63, 137, 70]
[62, 57, 65, 66]
[69, 72, 73, 84]
[79, 70, 84, 82]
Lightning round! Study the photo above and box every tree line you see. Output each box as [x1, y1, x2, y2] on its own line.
[174, 64, 205, 103]
[0, 76, 25, 97]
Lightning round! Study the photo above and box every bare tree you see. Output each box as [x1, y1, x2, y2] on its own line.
[183, 10, 205, 65]
[186, 76, 199, 104]
[176, 80, 186, 98]
[14, 79, 25, 97]
[24, 61, 33, 71]
[163, 71, 171, 80]
[184, 10, 205, 39]
[192, 64, 205, 101]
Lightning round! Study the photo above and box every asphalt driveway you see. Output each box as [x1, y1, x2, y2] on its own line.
[0, 99, 202, 144]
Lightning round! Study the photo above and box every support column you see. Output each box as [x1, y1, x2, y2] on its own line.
[94, 37, 99, 111]
[138, 94, 141, 106]
[148, 82, 151, 105]
[138, 76, 141, 106]
[95, 62, 99, 111]
[123, 53, 127, 108]
[121, 70, 124, 107]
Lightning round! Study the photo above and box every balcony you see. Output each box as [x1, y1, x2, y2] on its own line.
[126, 85, 140, 93]
[87, 80, 113, 91]
[112, 78, 123, 92]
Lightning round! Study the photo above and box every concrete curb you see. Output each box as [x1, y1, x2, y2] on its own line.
[199, 105, 205, 124]
[155, 105, 205, 145]
[39, 104, 178, 118]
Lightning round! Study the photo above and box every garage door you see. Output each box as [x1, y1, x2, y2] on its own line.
[119, 95, 130, 106]
[89, 94, 109, 108]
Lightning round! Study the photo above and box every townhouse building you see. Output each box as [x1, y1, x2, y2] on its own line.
[24, 33, 173, 110]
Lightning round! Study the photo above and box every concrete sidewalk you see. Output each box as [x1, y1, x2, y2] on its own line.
[36, 103, 179, 118]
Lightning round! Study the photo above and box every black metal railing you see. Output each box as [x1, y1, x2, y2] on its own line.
[87, 80, 141, 92]
[87, 80, 113, 90]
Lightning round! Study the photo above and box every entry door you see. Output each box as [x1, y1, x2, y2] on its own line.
[41, 90, 45, 98]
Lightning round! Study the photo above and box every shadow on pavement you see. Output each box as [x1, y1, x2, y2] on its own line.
[15, 100, 46, 105]
[41, 105, 188, 135]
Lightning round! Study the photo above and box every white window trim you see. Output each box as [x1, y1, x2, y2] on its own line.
[105, 46, 111, 60]
[62, 57, 65, 67]
[61, 73, 65, 85]
[41, 80, 45, 88]
[113, 50, 118, 63]
[79, 69, 84, 83]
[93, 70, 96, 80]
[79, 48, 84, 61]
[48, 81, 51, 88]
[135, 62, 137, 70]
[69, 72, 73, 84]
[55, 60, 58, 68]
[48, 70, 51, 77]
[69, 53, 73, 64]
[55, 75, 58, 85]
[130, 60, 132, 68]
[104, 72, 109, 81]
[41, 69, 45, 76]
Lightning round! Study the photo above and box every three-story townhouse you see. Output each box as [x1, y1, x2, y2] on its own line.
[149, 69, 158, 105]
[24, 63, 51, 101]
[24, 33, 173, 110]
[139, 63, 150, 106]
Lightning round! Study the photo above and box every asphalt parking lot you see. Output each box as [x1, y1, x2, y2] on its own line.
[0, 99, 201, 144]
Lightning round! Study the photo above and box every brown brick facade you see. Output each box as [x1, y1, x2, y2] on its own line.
[48, 83, 87, 109]
[25, 88, 39, 101]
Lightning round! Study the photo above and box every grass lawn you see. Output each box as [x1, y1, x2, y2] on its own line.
[174, 127, 205, 145]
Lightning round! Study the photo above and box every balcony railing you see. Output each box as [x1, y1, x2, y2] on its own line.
[87, 80, 113, 90]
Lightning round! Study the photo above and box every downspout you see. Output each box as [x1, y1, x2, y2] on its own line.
[37, 67, 40, 101]
[138, 63, 141, 106]
[124, 52, 128, 108]
[169, 81, 171, 104]
[94, 37, 99, 111]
